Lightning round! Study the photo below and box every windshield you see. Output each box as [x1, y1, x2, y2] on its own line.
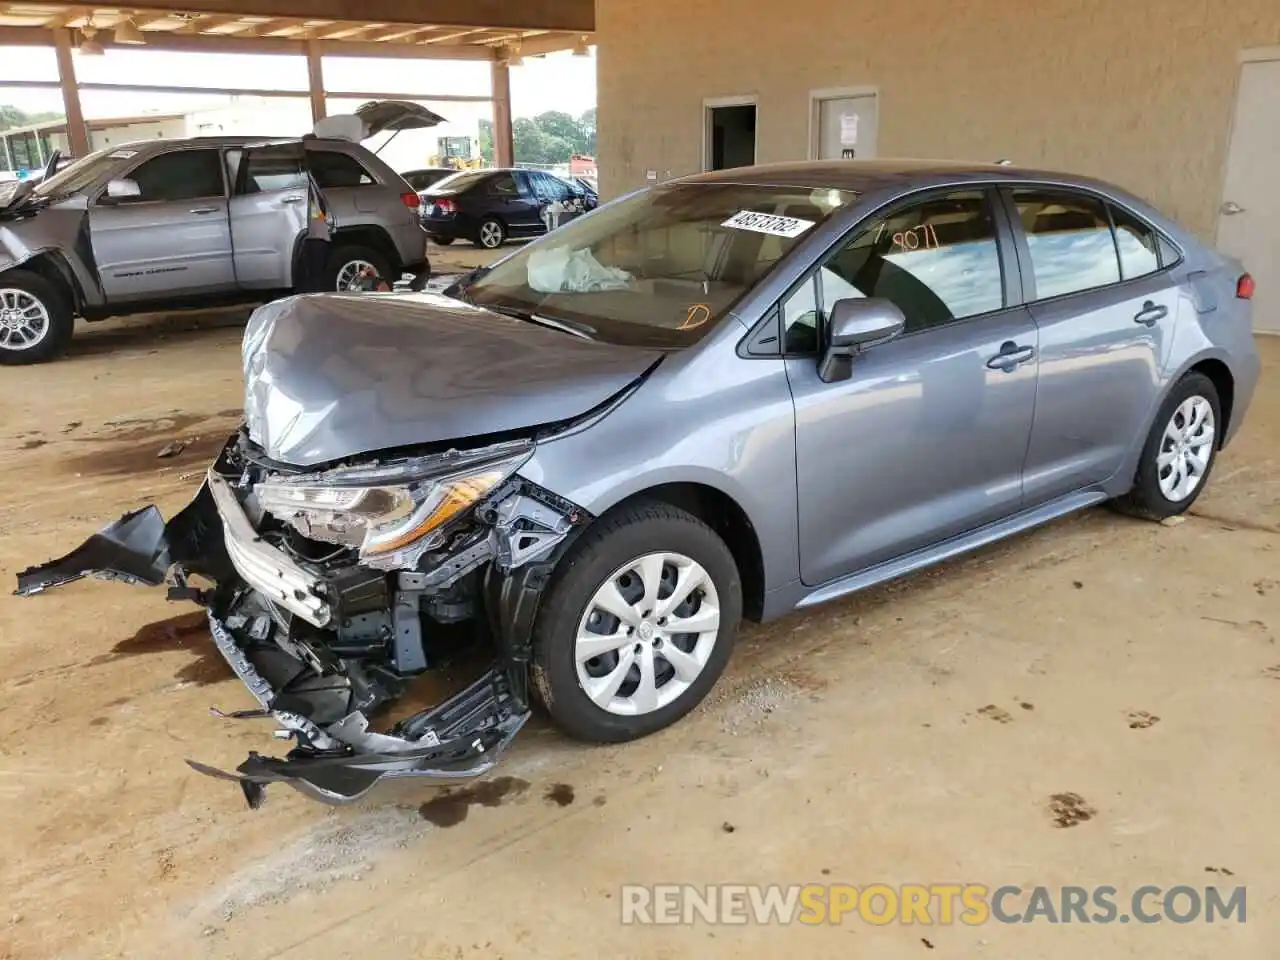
[34, 147, 121, 200]
[468, 182, 856, 347]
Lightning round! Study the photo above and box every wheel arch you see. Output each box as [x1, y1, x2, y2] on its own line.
[1, 250, 84, 313]
[587, 481, 767, 623]
[1111, 348, 1238, 497]
[329, 225, 402, 273]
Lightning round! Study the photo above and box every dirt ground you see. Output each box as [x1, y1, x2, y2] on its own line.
[0, 290, 1275, 959]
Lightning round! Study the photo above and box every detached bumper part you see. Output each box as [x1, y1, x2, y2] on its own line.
[189, 614, 529, 807]
[15, 506, 173, 595]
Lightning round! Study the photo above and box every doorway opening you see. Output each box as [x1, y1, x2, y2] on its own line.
[705, 103, 757, 171]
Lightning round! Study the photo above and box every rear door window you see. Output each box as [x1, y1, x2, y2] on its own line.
[240, 150, 306, 194]
[124, 149, 224, 201]
[488, 172, 520, 197]
[1108, 203, 1161, 280]
[1011, 189, 1121, 299]
[309, 150, 376, 189]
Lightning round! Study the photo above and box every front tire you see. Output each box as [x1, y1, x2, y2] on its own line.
[0, 269, 73, 365]
[531, 502, 742, 743]
[1116, 371, 1221, 520]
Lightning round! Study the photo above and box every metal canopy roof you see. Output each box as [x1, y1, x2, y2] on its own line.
[0, 1, 595, 58]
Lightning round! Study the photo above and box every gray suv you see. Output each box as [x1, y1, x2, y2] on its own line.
[0, 103, 433, 364]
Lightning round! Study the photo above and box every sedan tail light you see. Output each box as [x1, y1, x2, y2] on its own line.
[1236, 273, 1255, 300]
[401, 191, 421, 209]
[433, 198, 458, 214]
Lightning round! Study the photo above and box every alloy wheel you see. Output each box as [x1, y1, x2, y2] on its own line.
[0, 288, 50, 352]
[1157, 395, 1215, 502]
[335, 259, 376, 291]
[479, 222, 503, 248]
[575, 551, 722, 716]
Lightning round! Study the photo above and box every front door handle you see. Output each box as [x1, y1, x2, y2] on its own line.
[1133, 301, 1169, 326]
[281, 195, 305, 204]
[986, 341, 1035, 372]
[189, 206, 219, 215]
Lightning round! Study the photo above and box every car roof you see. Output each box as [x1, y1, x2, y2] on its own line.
[105, 135, 361, 152]
[676, 159, 1116, 194]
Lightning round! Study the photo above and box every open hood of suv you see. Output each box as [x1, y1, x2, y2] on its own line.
[242, 293, 662, 467]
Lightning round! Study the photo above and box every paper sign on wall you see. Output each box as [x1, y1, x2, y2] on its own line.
[840, 113, 859, 147]
[721, 210, 815, 238]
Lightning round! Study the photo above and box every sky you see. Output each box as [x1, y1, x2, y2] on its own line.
[0, 43, 596, 122]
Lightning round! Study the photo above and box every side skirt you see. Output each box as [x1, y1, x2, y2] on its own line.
[796, 489, 1110, 610]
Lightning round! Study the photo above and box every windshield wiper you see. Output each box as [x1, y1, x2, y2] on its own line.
[487, 304, 597, 341]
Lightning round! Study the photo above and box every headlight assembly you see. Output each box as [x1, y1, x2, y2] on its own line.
[255, 441, 533, 570]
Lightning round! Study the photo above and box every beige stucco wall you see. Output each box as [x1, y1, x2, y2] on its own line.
[597, 0, 1280, 239]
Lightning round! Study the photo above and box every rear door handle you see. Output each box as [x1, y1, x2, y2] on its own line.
[1133, 301, 1169, 326]
[189, 206, 219, 215]
[281, 195, 305, 204]
[986, 341, 1035, 372]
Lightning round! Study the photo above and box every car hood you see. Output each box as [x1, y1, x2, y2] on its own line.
[242, 293, 662, 467]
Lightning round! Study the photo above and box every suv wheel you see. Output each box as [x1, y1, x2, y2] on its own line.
[531, 501, 742, 743]
[0, 270, 74, 365]
[327, 245, 392, 292]
[1115, 371, 1221, 520]
[475, 218, 505, 250]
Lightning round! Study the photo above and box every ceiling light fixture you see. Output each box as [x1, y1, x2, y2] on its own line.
[113, 18, 147, 45]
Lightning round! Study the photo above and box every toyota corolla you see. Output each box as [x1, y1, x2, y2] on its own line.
[17, 160, 1260, 807]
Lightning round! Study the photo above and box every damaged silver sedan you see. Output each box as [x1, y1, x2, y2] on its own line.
[16, 162, 1261, 807]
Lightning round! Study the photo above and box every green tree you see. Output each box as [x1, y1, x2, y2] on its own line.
[0, 104, 64, 132]
[478, 118, 494, 164]
[535, 110, 582, 149]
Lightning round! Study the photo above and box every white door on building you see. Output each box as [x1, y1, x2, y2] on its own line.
[1218, 57, 1279, 334]
[814, 93, 877, 161]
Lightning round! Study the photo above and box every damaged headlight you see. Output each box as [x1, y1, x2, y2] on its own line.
[255, 441, 533, 570]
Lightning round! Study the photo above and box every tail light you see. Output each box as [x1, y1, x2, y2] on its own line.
[401, 191, 421, 209]
[1236, 273, 1255, 300]
[434, 198, 458, 214]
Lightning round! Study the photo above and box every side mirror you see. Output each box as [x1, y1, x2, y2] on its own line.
[103, 178, 142, 202]
[818, 297, 905, 383]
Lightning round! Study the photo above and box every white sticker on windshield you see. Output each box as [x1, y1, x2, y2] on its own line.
[721, 210, 815, 238]
[108, 150, 138, 159]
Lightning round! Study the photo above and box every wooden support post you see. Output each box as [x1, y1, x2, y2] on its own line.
[490, 58, 513, 167]
[52, 29, 89, 158]
[306, 39, 327, 124]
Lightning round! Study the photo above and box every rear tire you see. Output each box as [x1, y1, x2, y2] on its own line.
[1115, 372, 1221, 520]
[0, 269, 73, 365]
[531, 501, 742, 744]
[326, 244, 392, 292]
[432, 237, 455, 246]
[474, 218, 506, 250]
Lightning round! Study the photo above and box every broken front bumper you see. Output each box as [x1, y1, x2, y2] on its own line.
[197, 610, 528, 807]
[15, 461, 534, 808]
